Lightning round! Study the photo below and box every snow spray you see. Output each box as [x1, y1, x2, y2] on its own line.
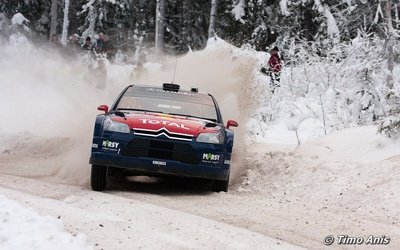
[0, 38, 258, 186]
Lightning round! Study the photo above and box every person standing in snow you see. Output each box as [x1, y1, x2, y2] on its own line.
[50, 34, 62, 48]
[81, 36, 96, 70]
[65, 34, 81, 58]
[95, 32, 113, 56]
[268, 46, 282, 93]
[82, 36, 93, 51]
[68, 34, 80, 51]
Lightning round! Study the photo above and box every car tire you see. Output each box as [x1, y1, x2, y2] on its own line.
[91, 165, 108, 191]
[212, 179, 229, 192]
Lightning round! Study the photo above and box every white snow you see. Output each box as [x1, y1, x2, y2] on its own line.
[236, 125, 400, 247]
[8, 33, 33, 55]
[0, 195, 91, 250]
[206, 35, 236, 50]
[80, 0, 96, 39]
[280, 0, 290, 16]
[248, 118, 326, 145]
[312, 1, 340, 40]
[296, 126, 400, 163]
[324, 5, 340, 40]
[374, 2, 384, 24]
[232, 0, 246, 23]
[11, 13, 29, 26]
[61, 0, 70, 46]
[313, 0, 325, 13]
[0, 13, 8, 32]
[1, 29, 400, 249]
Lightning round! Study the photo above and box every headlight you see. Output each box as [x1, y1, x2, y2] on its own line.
[103, 117, 130, 133]
[196, 132, 224, 144]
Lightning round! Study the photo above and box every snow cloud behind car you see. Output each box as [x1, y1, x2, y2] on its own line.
[0, 37, 257, 185]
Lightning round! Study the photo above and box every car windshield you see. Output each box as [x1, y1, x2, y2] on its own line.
[116, 95, 218, 121]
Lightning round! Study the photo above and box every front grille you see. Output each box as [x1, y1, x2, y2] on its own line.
[120, 138, 198, 164]
[132, 128, 193, 141]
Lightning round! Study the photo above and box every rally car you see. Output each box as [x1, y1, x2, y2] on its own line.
[89, 83, 238, 192]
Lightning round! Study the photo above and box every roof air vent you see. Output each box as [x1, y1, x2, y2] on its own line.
[163, 83, 180, 92]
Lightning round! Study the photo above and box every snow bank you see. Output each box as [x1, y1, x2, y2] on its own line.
[237, 125, 400, 248]
[249, 118, 326, 145]
[242, 126, 400, 194]
[0, 195, 91, 250]
[297, 126, 400, 163]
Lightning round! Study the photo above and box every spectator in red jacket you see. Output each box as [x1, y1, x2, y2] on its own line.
[268, 46, 282, 93]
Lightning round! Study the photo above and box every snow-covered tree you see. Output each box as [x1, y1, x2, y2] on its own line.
[377, 0, 400, 137]
[50, 0, 59, 39]
[61, 0, 70, 46]
[208, 0, 217, 38]
[155, 0, 166, 54]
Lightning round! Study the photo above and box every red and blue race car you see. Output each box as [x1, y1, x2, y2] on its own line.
[89, 83, 238, 192]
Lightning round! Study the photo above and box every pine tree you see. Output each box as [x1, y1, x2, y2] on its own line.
[378, 0, 400, 137]
[155, 0, 166, 54]
[209, 0, 217, 38]
[61, 0, 70, 46]
[50, 0, 59, 39]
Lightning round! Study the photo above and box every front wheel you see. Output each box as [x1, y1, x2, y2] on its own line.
[212, 178, 229, 192]
[91, 165, 108, 191]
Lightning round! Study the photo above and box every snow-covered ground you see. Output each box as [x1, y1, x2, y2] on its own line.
[0, 194, 90, 250]
[1, 125, 399, 249]
[1, 35, 400, 249]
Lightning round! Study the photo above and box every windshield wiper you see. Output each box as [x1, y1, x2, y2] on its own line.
[117, 108, 157, 113]
[109, 110, 127, 120]
[167, 113, 218, 123]
[117, 108, 170, 116]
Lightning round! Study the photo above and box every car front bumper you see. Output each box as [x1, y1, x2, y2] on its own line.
[90, 152, 230, 180]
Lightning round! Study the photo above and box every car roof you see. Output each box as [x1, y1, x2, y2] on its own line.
[124, 84, 215, 105]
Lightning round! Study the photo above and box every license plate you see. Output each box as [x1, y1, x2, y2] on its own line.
[152, 160, 166, 166]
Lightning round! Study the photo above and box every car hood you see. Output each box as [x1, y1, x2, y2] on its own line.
[111, 113, 220, 137]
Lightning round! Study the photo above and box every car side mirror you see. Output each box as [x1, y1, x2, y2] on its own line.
[227, 120, 238, 129]
[97, 105, 109, 113]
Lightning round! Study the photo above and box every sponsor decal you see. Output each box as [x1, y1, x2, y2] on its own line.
[224, 160, 231, 165]
[92, 143, 98, 149]
[152, 160, 167, 166]
[140, 119, 190, 130]
[102, 140, 119, 151]
[203, 153, 220, 161]
[154, 89, 195, 96]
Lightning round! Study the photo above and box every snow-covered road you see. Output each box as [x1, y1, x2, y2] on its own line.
[1, 127, 400, 249]
[0, 170, 300, 249]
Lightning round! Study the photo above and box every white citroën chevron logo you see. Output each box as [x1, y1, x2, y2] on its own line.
[132, 127, 194, 141]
